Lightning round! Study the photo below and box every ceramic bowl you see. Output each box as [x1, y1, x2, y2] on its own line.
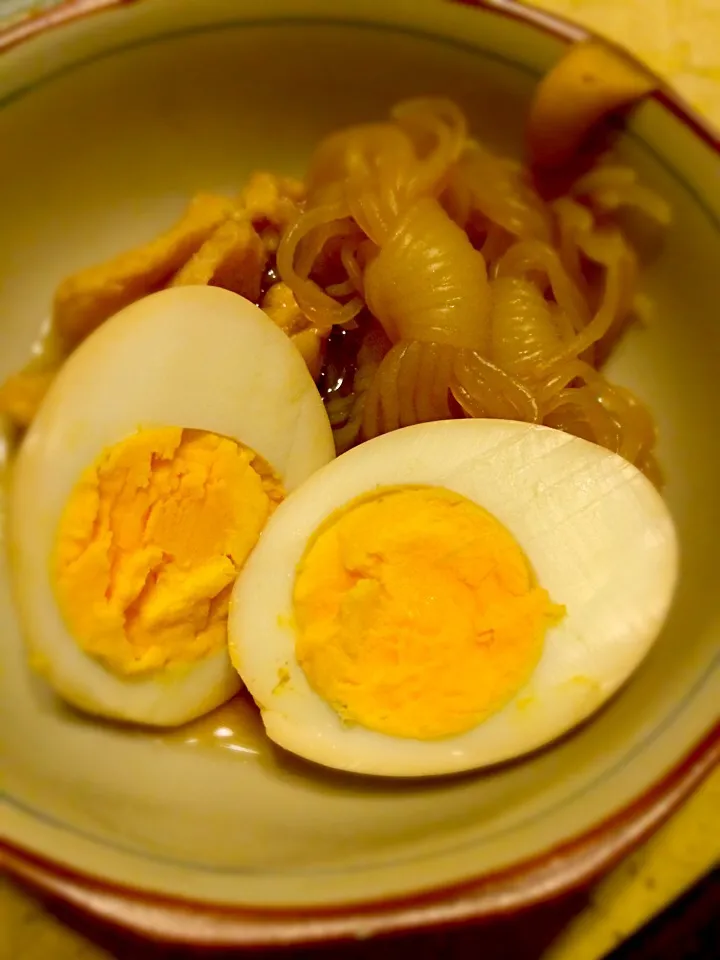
[1, 0, 718, 948]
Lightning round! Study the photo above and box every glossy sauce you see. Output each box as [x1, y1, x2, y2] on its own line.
[27, 316, 65, 373]
[317, 325, 364, 402]
[159, 690, 271, 758]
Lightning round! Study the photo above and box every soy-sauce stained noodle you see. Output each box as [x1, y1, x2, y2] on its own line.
[277, 97, 669, 481]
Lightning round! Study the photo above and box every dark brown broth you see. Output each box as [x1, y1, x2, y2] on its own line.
[317, 325, 364, 401]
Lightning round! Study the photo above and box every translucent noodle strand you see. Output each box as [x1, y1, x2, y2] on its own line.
[268, 97, 666, 480]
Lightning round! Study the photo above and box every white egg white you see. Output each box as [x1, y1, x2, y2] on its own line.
[229, 419, 678, 777]
[10, 286, 335, 727]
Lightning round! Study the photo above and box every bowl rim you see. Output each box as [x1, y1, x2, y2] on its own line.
[2, 728, 717, 947]
[1, 0, 719, 947]
[0, 0, 718, 152]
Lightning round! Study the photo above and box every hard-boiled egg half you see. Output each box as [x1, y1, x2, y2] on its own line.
[10, 286, 335, 727]
[229, 419, 678, 777]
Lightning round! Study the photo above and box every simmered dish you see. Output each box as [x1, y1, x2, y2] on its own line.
[1, 70, 679, 776]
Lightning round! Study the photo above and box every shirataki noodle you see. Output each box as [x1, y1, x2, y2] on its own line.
[276, 98, 668, 483]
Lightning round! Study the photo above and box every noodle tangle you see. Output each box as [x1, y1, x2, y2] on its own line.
[275, 99, 666, 479]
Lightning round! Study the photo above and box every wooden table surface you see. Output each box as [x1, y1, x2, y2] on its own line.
[2, 1, 719, 958]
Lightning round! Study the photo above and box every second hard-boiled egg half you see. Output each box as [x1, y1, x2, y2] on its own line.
[10, 286, 335, 727]
[229, 419, 678, 777]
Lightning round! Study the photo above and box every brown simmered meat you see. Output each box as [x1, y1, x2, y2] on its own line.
[171, 215, 267, 302]
[238, 172, 305, 229]
[261, 281, 324, 380]
[527, 40, 656, 173]
[53, 192, 235, 346]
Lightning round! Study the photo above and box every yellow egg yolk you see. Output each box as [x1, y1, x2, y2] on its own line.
[54, 427, 284, 675]
[293, 486, 563, 740]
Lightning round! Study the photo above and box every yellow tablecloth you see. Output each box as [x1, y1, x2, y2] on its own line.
[3, 3, 719, 959]
[538, 0, 720, 124]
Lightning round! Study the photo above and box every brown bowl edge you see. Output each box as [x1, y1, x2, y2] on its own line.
[1, 0, 719, 948]
[3, 723, 718, 947]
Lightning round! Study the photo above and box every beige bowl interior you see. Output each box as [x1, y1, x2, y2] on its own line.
[1, 0, 719, 909]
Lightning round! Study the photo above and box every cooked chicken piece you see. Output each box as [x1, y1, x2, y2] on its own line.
[527, 40, 655, 170]
[262, 281, 324, 379]
[53, 193, 234, 346]
[171, 214, 266, 302]
[238, 172, 305, 230]
[261, 280, 305, 334]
